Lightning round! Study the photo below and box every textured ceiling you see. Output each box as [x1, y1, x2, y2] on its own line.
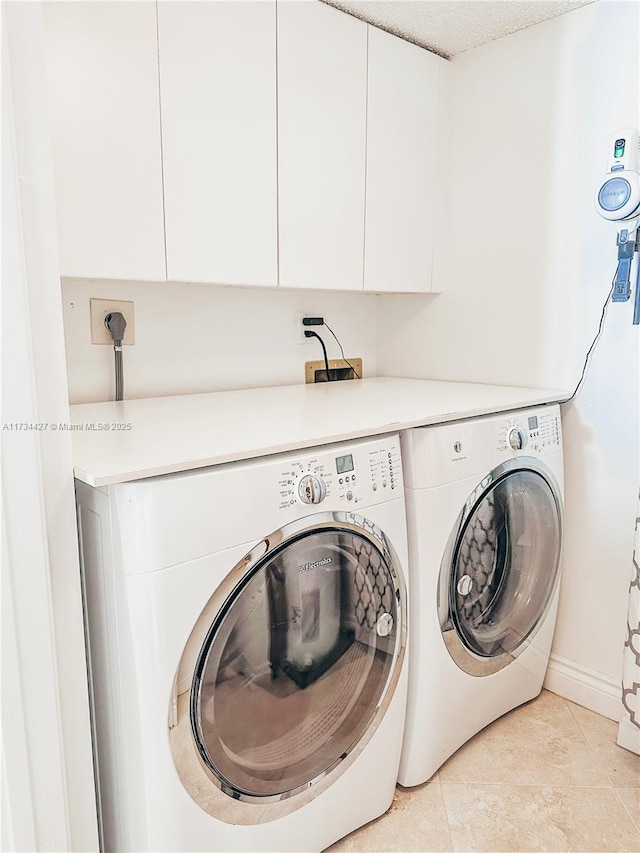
[322, 0, 595, 58]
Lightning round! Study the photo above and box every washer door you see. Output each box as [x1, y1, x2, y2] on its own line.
[169, 511, 406, 819]
[439, 458, 562, 676]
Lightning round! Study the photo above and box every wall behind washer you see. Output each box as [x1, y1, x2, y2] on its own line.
[378, 0, 639, 719]
[61, 280, 379, 404]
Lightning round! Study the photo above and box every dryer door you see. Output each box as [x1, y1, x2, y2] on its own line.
[169, 511, 406, 817]
[439, 458, 562, 676]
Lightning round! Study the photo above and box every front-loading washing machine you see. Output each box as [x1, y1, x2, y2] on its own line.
[75, 433, 408, 852]
[398, 405, 563, 786]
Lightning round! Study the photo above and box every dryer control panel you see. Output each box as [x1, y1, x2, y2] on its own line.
[275, 435, 403, 512]
[498, 409, 562, 455]
[401, 404, 563, 490]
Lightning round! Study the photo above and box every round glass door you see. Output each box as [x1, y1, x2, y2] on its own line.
[174, 513, 405, 806]
[440, 460, 562, 675]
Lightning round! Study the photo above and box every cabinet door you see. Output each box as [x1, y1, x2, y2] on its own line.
[42, 2, 166, 281]
[158, 1, 277, 287]
[364, 27, 444, 293]
[278, 0, 367, 290]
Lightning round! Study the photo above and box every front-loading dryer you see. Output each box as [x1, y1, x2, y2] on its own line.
[75, 433, 408, 852]
[398, 405, 563, 787]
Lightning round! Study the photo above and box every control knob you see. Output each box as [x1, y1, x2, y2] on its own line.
[298, 474, 327, 505]
[508, 428, 526, 451]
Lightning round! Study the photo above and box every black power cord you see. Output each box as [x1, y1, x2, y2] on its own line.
[565, 278, 614, 403]
[304, 329, 332, 381]
[104, 311, 127, 401]
[302, 317, 361, 380]
[322, 320, 361, 379]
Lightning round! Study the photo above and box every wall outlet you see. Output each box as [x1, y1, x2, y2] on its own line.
[90, 299, 135, 345]
[296, 312, 323, 345]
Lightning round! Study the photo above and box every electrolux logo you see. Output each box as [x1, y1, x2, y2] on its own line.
[297, 556, 333, 573]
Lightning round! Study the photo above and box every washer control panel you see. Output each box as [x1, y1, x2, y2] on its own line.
[276, 435, 403, 511]
[499, 408, 562, 456]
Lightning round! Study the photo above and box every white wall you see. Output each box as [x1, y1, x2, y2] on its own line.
[62, 279, 379, 404]
[378, 0, 639, 719]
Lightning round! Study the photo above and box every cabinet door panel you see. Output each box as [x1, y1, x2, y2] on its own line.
[158, 1, 277, 287]
[278, 0, 367, 290]
[365, 27, 443, 293]
[43, 1, 166, 281]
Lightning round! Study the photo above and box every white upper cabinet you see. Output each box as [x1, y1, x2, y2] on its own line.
[158, 2, 277, 287]
[364, 26, 445, 293]
[277, 0, 367, 290]
[43, 0, 447, 292]
[42, 2, 166, 281]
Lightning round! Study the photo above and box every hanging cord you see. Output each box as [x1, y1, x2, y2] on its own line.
[322, 321, 361, 379]
[114, 347, 123, 399]
[304, 330, 332, 381]
[565, 277, 614, 402]
[104, 312, 127, 401]
[567, 220, 639, 401]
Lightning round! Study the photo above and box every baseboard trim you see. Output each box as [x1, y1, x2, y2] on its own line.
[617, 716, 640, 755]
[544, 653, 622, 722]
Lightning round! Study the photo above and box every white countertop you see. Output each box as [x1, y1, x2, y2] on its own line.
[69, 377, 569, 486]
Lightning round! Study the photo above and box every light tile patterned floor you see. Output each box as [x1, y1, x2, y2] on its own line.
[327, 690, 640, 852]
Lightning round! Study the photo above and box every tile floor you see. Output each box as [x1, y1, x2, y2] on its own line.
[327, 690, 640, 852]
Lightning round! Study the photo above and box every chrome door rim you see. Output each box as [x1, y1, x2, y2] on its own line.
[170, 510, 407, 807]
[438, 457, 563, 676]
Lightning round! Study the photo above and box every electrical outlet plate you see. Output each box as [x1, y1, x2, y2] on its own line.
[90, 299, 135, 345]
[296, 312, 322, 345]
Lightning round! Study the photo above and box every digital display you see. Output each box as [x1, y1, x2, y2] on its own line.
[336, 454, 354, 474]
[528, 416, 538, 430]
